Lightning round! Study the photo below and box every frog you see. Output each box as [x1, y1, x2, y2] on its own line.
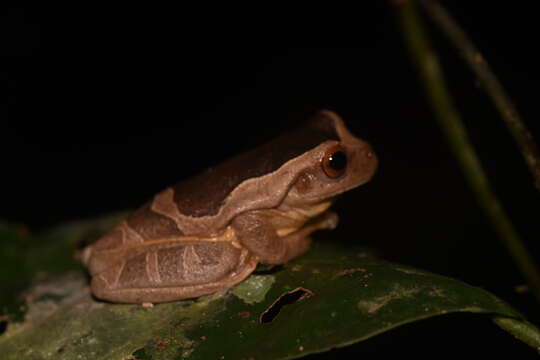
[81, 110, 378, 303]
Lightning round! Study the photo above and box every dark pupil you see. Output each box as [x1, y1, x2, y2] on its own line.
[328, 151, 347, 171]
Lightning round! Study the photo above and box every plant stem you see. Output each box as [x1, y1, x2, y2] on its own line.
[392, 0, 540, 303]
[419, 0, 540, 191]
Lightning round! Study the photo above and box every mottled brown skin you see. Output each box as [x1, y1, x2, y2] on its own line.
[81, 110, 378, 303]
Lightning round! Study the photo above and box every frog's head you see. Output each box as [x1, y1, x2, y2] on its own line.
[283, 110, 378, 206]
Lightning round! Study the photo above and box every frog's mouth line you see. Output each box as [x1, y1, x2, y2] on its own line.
[300, 191, 344, 205]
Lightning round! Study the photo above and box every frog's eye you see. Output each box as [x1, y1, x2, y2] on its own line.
[322, 145, 347, 178]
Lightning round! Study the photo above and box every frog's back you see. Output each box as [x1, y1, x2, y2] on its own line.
[82, 111, 342, 267]
[170, 112, 340, 218]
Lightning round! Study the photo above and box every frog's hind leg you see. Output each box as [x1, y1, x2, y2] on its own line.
[90, 241, 257, 303]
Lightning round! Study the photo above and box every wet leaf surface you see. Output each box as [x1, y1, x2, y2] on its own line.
[0, 217, 535, 359]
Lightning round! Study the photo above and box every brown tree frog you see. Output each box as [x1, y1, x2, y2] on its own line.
[82, 110, 378, 303]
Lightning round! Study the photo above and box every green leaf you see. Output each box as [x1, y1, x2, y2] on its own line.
[0, 217, 538, 359]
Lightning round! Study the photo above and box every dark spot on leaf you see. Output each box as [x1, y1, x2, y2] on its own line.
[238, 311, 251, 318]
[154, 338, 171, 351]
[260, 287, 314, 324]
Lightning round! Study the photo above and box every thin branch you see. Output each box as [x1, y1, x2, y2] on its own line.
[392, 0, 540, 303]
[419, 0, 540, 191]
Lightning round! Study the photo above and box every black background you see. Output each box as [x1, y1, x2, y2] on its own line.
[2, 1, 540, 358]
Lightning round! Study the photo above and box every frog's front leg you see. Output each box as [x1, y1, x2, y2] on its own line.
[279, 211, 339, 262]
[89, 241, 257, 303]
[232, 211, 338, 265]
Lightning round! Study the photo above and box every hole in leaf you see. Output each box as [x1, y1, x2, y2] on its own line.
[260, 287, 314, 324]
[130, 348, 147, 360]
[0, 319, 8, 335]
